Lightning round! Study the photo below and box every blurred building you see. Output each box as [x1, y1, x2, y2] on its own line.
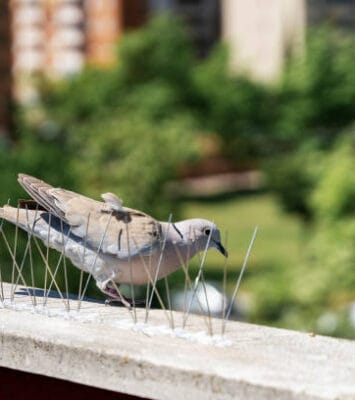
[222, 0, 355, 82]
[222, 0, 306, 82]
[11, 0, 147, 102]
[12, 0, 147, 75]
[11, 0, 217, 103]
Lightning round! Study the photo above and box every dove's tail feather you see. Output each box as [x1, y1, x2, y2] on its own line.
[0, 205, 41, 232]
[17, 173, 63, 218]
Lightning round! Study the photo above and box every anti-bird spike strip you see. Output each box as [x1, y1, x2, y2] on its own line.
[0, 173, 257, 341]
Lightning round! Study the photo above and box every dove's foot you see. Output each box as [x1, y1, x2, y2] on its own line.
[98, 280, 146, 308]
[105, 297, 146, 307]
[102, 286, 132, 308]
[104, 294, 146, 308]
[102, 286, 145, 308]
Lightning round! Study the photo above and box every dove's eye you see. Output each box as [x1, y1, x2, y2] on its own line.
[204, 228, 211, 236]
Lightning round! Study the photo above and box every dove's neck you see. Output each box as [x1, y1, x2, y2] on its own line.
[160, 220, 204, 253]
[151, 221, 204, 280]
[161, 221, 187, 242]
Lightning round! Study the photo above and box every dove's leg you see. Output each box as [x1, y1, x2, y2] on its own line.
[97, 280, 144, 308]
[100, 281, 131, 308]
[103, 286, 132, 308]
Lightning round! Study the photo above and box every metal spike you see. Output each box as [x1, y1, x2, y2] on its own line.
[10, 206, 20, 302]
[77, 213, 91, 311]
[164, 275, 174, 330]
[146, 214, 173, 322]
[221, 231, 229, 335]
[125, 222, 137, 323]
[223, 227, 258, 334]
[183, 225, 214, 326]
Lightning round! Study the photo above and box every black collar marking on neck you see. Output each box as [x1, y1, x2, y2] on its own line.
[172, 223, 184, 239]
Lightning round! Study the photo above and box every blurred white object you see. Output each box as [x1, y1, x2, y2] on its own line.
[348, 302, 355, 328]
[173, 282, 228, 317]
[317, 312, 338, 334]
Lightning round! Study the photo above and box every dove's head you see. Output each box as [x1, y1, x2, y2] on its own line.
[174, 218, 228, 257]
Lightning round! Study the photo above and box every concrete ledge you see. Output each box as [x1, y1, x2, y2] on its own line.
[0, 283, 354, 400]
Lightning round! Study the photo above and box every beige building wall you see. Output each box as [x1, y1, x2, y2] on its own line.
[222, 0, 305, 83]
[85, 0, 120, 66]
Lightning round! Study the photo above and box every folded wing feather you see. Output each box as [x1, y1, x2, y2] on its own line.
[17, 174, 161, 259]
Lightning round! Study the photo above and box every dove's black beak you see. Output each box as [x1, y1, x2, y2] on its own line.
[214, 240, 228, 257]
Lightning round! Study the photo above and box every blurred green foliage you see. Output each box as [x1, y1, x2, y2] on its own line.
[266, 145, 322, 220]
[299, 132, 355, 335]
[0, 109, 76, 204]
[193, 45, 278, 162]
[276, 28, 355, 148]
[311, 132, 355, 220]
[38, 15, 200, 219]
[71, 114, 196, 217]
[264, 44, 355, 334]
[266, 28, 355, 222]
[266, 130, 355, 338]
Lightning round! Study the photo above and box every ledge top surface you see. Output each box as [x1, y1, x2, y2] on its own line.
[0, 283, 354, 400]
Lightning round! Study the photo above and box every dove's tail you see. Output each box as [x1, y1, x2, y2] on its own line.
[0, 204, 40, 233]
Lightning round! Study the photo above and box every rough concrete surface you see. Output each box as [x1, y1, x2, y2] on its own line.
[0, 283, 354, 400]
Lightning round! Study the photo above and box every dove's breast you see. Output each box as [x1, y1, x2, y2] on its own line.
[107, 238, 198, 285]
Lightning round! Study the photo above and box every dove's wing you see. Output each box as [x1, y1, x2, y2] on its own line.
[18, 174, 69, 219]
[18, 174, 161, 259]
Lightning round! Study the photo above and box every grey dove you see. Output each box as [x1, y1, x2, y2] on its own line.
[0, 174, 227, 306]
